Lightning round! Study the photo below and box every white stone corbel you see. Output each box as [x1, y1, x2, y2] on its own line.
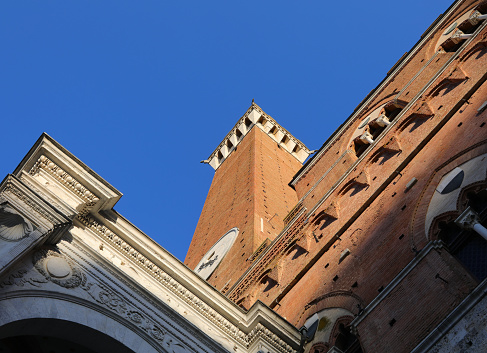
[359, 132, 374, 145]
[451, 29, 473, 44]
[469, 10, 487, 25]
[263, 120, 274, 133]
[209, 156, 220, 170]
[248, 109, 262, 124]
[375, 114, 391, 127]
[274, 129, 284, 143]
[238, 122, 248, 135]
[221, 144, 230, 158]
[294, 147, 309, 163]
[229, 133, 238, 146]
[286, 139, 297, 154]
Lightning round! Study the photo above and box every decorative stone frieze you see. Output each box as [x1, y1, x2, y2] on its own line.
[75, 213, 298, 352]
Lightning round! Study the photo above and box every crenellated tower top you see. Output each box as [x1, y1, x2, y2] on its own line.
[206, 102, 311, 170]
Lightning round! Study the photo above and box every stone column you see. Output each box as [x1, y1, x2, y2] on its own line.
[455, 206, 487, 241]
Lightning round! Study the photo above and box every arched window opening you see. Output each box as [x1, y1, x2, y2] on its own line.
[353, 139, 369, 158]
[350, 101, 405, 158]
[369, 106, 403, 140]
[438, 219, 487, 281]
[465, 189, 487, 214]
[441, 6, 487, 52]
[334, 324, 363, 353]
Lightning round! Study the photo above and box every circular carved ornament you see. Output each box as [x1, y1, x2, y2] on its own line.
[33, 247, 86, 288]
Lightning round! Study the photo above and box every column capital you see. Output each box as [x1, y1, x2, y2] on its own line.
[455, 206, 480, 230]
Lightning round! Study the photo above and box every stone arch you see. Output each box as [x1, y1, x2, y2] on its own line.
[327, 315, 363, 352]
[296, 291, 364, 328]
[0, 318, 135, 353]
[410, 144, 487, 281]
[302, 307, 363, 353]
[338, 98, 406, 155]
[0, 293, 163, 353]
[432, 2, 487, 54]
[409, 142, 487, 247]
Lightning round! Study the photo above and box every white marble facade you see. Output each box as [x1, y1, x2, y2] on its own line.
[0, 134, 301, 353]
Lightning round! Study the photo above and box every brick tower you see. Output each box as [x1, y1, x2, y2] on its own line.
[184, 1, 487, 352]
[185, 102, 310, 292]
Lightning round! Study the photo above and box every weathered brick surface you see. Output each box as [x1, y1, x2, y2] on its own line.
[266, 71, 487, 332]
[357, 250, 477, 353]
[190, 1, 487, 351]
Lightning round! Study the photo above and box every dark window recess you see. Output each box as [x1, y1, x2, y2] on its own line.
[389, 318, 397, 327]
[353, 102, 404, 158]
[334, 323, 364, 353]
[438, 189, 487, 281]
[353, 139, 369, 158]
[333, 275, 339, 282]
[399, 234, 405, 240]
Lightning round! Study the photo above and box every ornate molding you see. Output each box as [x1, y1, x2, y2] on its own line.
[0, 175, 72, 245]
[3, 182, 59, 225]
[0, 268, 48, 288]
[29, 155, 99, 213]
[1, 248, 197, 353]
[33, 247, 86, 288]
[75, 214, 295, 353]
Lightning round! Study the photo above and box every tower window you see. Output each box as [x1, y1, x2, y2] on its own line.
[350, 101, 405, 158]
[439, 7, 487, 52]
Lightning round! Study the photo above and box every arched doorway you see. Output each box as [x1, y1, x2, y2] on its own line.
[0, 318, 135, 353]
[0, 295, 161, 353]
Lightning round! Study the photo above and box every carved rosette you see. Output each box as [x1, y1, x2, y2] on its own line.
[33, 248, 86, 288]
[0, 202, 34, 241]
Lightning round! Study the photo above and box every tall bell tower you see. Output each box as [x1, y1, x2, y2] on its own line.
[184, 102, 310, 292]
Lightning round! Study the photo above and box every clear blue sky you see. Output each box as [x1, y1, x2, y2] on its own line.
[1, 1, 454, 261]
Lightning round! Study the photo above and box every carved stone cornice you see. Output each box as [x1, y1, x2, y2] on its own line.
[0, 175, 71, 244]
[14, 133, 122, 215]
[76, 213, 299, 353]
[30, 155, 100, 207]
[0, 247, 220, 353]
[4, 133, 301, 352]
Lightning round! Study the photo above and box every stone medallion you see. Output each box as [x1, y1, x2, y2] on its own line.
[33, 248, 86, 288]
